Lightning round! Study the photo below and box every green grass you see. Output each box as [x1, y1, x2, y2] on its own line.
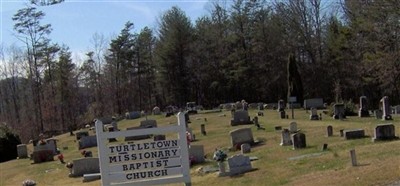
[1, 109, 400, 186]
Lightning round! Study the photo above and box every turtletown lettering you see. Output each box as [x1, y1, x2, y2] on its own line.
[109, 149, 179, 163]
[109, 140, 178, 153]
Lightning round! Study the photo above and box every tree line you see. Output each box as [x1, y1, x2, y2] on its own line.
[0, 0, 399, 142]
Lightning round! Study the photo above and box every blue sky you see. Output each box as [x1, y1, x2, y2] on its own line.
[1, 0, 213, 56]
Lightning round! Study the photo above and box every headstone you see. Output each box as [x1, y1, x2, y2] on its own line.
[343, 129, 365, 140]
[32, 148, 54, 163]
[125, 111, 141, 120]
[46, 138, 58, 155]
[241, 143, 251, 154]
[372, 123, 397, 142]
[189, 145, 205, 164]
[392, 105, 400, 114]
[292, 132, 306, 149]
[275, 126, 282, 131]
[70, 157, 100, 177]
[333, 103, 346, 119]
[258, 103, 264, 110]
[79, 135, 97, 149]
[339, 129, 344, 137]
[327, 125, 333, 137]
[375, 110, 383, 119]
[380, 96, 392, 120]
[139, 119, 157, 128]
[322, 144, 328, 151]
[309, 107, 319, 120]
[153, 135, 166, 141]
[229, 128, 254, 149]
[303, 98, 324, 109]
[75, 131, 89, 140]
[227, 155, 253, 176]
[200, 124, 206, 136]
[350, 149, 357, 166]
[278, 99, 285, 112]
[257, 111, 264, 116]
[358, 96, 369, 117]
[230, 110, 253, 126]
[280, 129, 292, 146]
[289, 122, 298, 133]
[98, 117, 113, 124]
[152, 106, 161, 115]
[280, 110, 286, 119]
[17, 144, 28, 159]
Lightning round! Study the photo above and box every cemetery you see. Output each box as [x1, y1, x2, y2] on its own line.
[1, 107, 400, 186]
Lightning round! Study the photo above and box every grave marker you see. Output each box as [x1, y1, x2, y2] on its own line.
[229, 128, 254, 149]
[292, 133, 306, 149]
[227, 155, 253, 176]
[372, 124, 397, 142]
[327, 125, 333, 137]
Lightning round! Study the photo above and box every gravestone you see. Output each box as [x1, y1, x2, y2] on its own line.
[229, 128, 254, 149]
[98, 117, 113, 124]
[125, 111, 141, 120]
[46, 138, 58, 155]
[358, 96, 369, 117]
[278, 99, 285, 112]
[241, 143, 251, 154]
[70, 157, 100, 177]
[275, 126, 282, 131]
[372, 124, 397, 142]
[17, 144, 28, 159]
[303, 98, 324, 109]
[375, 110, 383, 119]
[140, 119, 157, 128]
[327, 125, 333, 137]
[230, 110, 253, 126]
[280, 110, 286, 119]
[339, 129, 344, 137]
[32, 145, 54, 163]
[200, 124, 206, 136]
[227, 155, 253, 176]
[289, 122, 298, 133]
[380, 96, 392, 120]
[79, 135, 97, 149]
[153, 135, 166, 141]
[258, 103, 264, 110]
[392, 105, 400, 114]
[152, 106, 161, 115]
[322, 144, 328, 151]
[257, 111, 264, 116]
[76, 131, 89, 140]
[189, 145, 205, 164]
[280, 129, 292, 146]
[292, 132, 306, 149]
[309, 107, 319, 120]
[343, 129, 365, 140]
[333, 103, 346, 119]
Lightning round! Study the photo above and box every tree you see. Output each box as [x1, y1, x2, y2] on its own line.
[287, 53, 304, 105]
[156, 6, 193, 106]
[12, 6, 52, 133]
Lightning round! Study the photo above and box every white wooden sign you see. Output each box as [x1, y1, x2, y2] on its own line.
[96, 112, 191, 186]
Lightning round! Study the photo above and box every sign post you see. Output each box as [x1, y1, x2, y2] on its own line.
[96, 112, 191, 186]
[289, 96, 297, 119]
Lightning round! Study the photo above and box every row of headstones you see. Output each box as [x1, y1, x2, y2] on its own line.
[17, 138, 58, 163]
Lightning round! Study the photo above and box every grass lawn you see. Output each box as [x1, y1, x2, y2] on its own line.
[1, 109, 400, 186]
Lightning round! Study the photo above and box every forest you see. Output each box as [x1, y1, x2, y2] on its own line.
[0, 0, 399, 142]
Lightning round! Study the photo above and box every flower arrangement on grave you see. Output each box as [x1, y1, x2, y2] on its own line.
[57, 153, 65, 164]
[213, 148, 227, 162]
[22, 179, 36, 186]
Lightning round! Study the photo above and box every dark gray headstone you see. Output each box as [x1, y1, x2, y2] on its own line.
[380, 96, 392, 120]
[333, 103, 346, 119]
[17, 144, 28, 159]
[231, 110, 252, 126]
[372, 124, 397, 142]
[241, 143, 251, 154]
[189, 145, 205, 164]
[79, 136, 97, 149]
[227, 155, 252, 176]
[70, 157, 100, 177]
[343, 129, 365, 140]
[327, 125, 333, 137]
[292, 132, 306, 149]
[76, 131, 89, 140]
[358, 96, 369, 117]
